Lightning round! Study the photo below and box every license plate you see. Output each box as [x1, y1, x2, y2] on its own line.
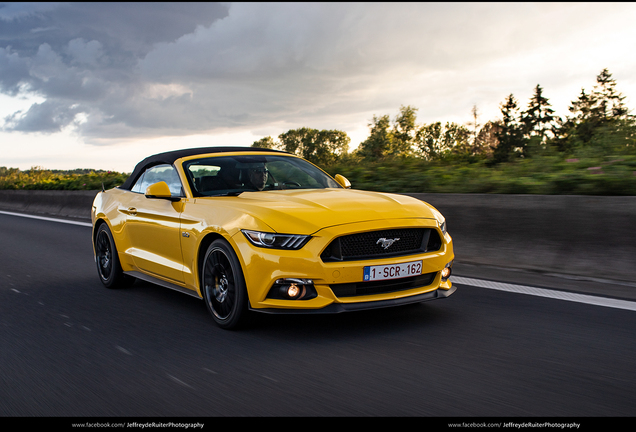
[363, 260, 422, 282]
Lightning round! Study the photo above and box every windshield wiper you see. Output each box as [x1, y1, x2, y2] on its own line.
[210, 191, 245, 197]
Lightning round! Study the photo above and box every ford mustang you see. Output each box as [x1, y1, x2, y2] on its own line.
[91, 147, 455, 329]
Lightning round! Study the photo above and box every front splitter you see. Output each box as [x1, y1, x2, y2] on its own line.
[250, 285, 456, 314]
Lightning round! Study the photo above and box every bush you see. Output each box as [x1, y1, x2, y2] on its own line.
[0, 167, 129, 191]
[324, 154, 636, 195]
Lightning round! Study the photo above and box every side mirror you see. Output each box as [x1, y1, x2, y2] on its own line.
[334, 174, 351, 189]
[145, 181, 180, 202]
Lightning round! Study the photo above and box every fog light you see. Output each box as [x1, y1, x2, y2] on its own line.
[267, 278, 318, 300]
[441, 261, 453, 282]
[288, 283, 301, 298]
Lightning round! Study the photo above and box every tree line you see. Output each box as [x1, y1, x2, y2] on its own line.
[253, 68, 635, 166]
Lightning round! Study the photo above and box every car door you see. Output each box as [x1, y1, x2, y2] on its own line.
[125, 164, 186, 283]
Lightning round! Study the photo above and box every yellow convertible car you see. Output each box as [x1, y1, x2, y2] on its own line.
[92, 147, 455, 329]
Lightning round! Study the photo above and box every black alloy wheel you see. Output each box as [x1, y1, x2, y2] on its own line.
[202, 239, 248, 329]
[95, 223, 134, 289]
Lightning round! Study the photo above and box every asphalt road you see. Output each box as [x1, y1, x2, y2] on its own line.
[1, 212, 635, 418]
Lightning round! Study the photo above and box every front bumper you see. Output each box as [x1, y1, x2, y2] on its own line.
[250, 284, 456, 314]
[233, 218, 455, 312]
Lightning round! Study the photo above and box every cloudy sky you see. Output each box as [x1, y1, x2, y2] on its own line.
[1, 2, 636, 172]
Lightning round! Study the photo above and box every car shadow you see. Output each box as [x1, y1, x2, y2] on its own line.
[244, 299, 459, 338]
[114, 278, 460, 339]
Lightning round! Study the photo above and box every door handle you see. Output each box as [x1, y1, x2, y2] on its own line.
[127, 207, 137, 216]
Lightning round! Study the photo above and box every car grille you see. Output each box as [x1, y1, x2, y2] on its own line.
[320, 228, 441, 262]
[330, 272, 437, 298]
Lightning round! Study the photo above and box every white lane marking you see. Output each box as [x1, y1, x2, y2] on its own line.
[116, 346, 132, 355]
[0, 210, 92, 227]
[168, 374, 195, 389]
[262, 375, 279, 382]
[452, 276, 636, 312]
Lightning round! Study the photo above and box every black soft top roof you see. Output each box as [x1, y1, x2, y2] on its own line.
[119, 146, 288, 190]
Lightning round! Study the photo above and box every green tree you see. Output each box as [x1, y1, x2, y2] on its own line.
[592, 68, 629, 122]
[522, 85, 555, 143]
[252, 136, 277, 149]
[520, 85, 556, 157]
[356, 114, 393, 160]
[415, 121, 445, 160]
[357, 105, 421, 160]
[446, 122, 472, 156]
[493, 94, 525, 163]
[277, 127, 349, 166]
[312, 129, 350, 165]
[551, 89, 592, 153]
[415, 121, 471, 160]
[554, 69, 632, 153]
[390, 105, 418, 157]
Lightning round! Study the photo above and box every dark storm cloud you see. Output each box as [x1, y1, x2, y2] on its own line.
[3, 98, 82, 132]
[0, 2, 228, 136]
[0, 2, 228, 58]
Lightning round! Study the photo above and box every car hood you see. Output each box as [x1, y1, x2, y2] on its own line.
[198, 189, 439, 235]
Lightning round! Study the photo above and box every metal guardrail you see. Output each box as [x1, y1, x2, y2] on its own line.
[0, 189, 98, 220]
[406, 193, 636, 283]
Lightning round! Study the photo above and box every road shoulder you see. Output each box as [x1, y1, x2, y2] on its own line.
[453, 261, 636, 301]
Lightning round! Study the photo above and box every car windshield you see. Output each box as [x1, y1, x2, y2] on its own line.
[183, 155, 341, 197]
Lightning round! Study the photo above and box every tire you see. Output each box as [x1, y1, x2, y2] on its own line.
[201, 239, 248, 329]
[95, 223, 135, 289]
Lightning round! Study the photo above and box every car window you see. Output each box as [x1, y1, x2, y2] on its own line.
[183, 155, 340, 197]
[131, 172, 146, 193]
[131, 164, 183, 197]
[266, 160, 323, 189]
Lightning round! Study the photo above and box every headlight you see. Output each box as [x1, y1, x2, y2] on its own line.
[241, 230, 311, 250]
[439, 218, 447, 235]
